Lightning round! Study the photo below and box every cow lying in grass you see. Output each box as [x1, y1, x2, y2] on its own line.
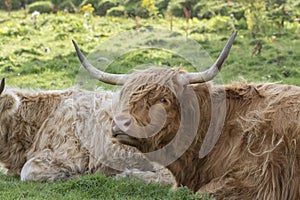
[0, 78, 173, 184]
[74, 31, 300, 199]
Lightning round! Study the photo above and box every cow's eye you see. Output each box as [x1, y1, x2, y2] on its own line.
[160, 98, 169, 104]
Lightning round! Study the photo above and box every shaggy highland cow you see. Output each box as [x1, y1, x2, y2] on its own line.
[74, 31, 300, 199]
[0, 78, 174, 184]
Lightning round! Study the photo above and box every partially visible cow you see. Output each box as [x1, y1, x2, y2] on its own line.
[0, 78, 174, 184]
[74, 31, 300, 199]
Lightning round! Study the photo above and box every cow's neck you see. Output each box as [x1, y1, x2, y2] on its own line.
[164, 89, 215, 191]
[161, 84, 267, 192]
[162, 84, 231, 192]
[166, 142, 204, 192]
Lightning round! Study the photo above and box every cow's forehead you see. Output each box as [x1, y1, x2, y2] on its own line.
[122, 67, 185, 92]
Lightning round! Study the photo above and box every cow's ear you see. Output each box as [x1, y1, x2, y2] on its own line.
[0, 78, 5, 95]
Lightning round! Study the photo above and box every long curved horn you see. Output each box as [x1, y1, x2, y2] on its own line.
[0, 78, 5, 95]
[72, 40, 128, 85]
[183, 30, 237, 84]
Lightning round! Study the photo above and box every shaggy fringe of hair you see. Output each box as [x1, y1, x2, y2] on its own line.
[120, 67, 186, 103]
[0, 91, 20, 122]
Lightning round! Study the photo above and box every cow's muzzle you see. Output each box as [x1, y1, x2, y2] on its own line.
[111, 116, 132, 137]
[111, 114, 140, 146]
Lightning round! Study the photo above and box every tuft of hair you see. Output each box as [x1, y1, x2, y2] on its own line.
[120, 67, 187, 103]
[0, 91, 20, 121]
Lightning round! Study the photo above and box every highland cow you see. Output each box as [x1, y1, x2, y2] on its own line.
[0, 78, 173, 184]
[74, 31, 300, 199]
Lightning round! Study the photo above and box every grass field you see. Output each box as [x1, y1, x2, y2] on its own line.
[0, 9, 299, 199]
[0, 173, 211, 199]
[1, 10, 300, 89]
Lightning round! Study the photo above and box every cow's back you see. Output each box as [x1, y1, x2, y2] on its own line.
[0, 88, 73, 174]
[204, 83, 300, 199]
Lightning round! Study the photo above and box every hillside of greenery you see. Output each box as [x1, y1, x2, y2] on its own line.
[1, 0, 300, 20]
[0, 1, 299, 199]
[0, 2, 300, 89]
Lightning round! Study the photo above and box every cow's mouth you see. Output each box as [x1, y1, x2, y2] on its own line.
[111, 131, 139, 147]
[111, 116, 140, 147]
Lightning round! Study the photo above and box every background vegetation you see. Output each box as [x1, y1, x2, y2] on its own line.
[1, 0, 299, 89]
[0, 0, 299, 199]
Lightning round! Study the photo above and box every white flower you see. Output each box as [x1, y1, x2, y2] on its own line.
[84, 12, 90, 18]
[31, 11, 40, 19]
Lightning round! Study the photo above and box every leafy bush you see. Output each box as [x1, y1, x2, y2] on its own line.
[124, 0, 149, 18]
[167, 2, 184, 17]
[0, 0, 19, 10]
[156, 0, 170, 15]
[94, 0, 116, 16]
[28, 1, 54, 13]
[0, 0, 55, 10]
[208, 15, 232, 31]
[55, 0, 91, 13]
[193, 2, 213, 19]
[55, 0, 77, 13]
[106, 5, 125, 17]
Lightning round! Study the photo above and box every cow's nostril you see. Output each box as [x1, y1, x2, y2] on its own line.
[123, 118, 131, 127]
[111, 120, 120, 135]
[112, 116, 132, 133]
[112, 120, 116, 128]
[112, 116, 134, 141]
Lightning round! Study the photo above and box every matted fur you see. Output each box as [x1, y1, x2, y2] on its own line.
[112, 68, 300, 200]
[0, 85, 174, 184]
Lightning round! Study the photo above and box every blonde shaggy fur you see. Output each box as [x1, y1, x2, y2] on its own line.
[0, 85, 174, 184]
[113, 68, 300, 200]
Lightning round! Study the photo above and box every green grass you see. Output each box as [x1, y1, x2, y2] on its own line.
[0, 173, 208, 200]
[1, 11, 299, 90]
[0, 9, 299, 199]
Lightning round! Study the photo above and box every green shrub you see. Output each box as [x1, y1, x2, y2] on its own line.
[229, 4, 245, 20]
[124, 0, 149, 18]
[28, 1, 54, 13]
[0, 0, 37, 10]
[156, 0, 171, 15]
[167, 2, 184, 17]
[236, 17, 248, 30]
[56, 0, 76, 13]
[55, 0, 90, 13]
[193, 2, 213, 19]
[107, 5, 125, 17]
[94, 0, 117, 16]
[167, 0, 202, 18]
[209, 15, 231, 31]
[0, 0, 16, 10]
